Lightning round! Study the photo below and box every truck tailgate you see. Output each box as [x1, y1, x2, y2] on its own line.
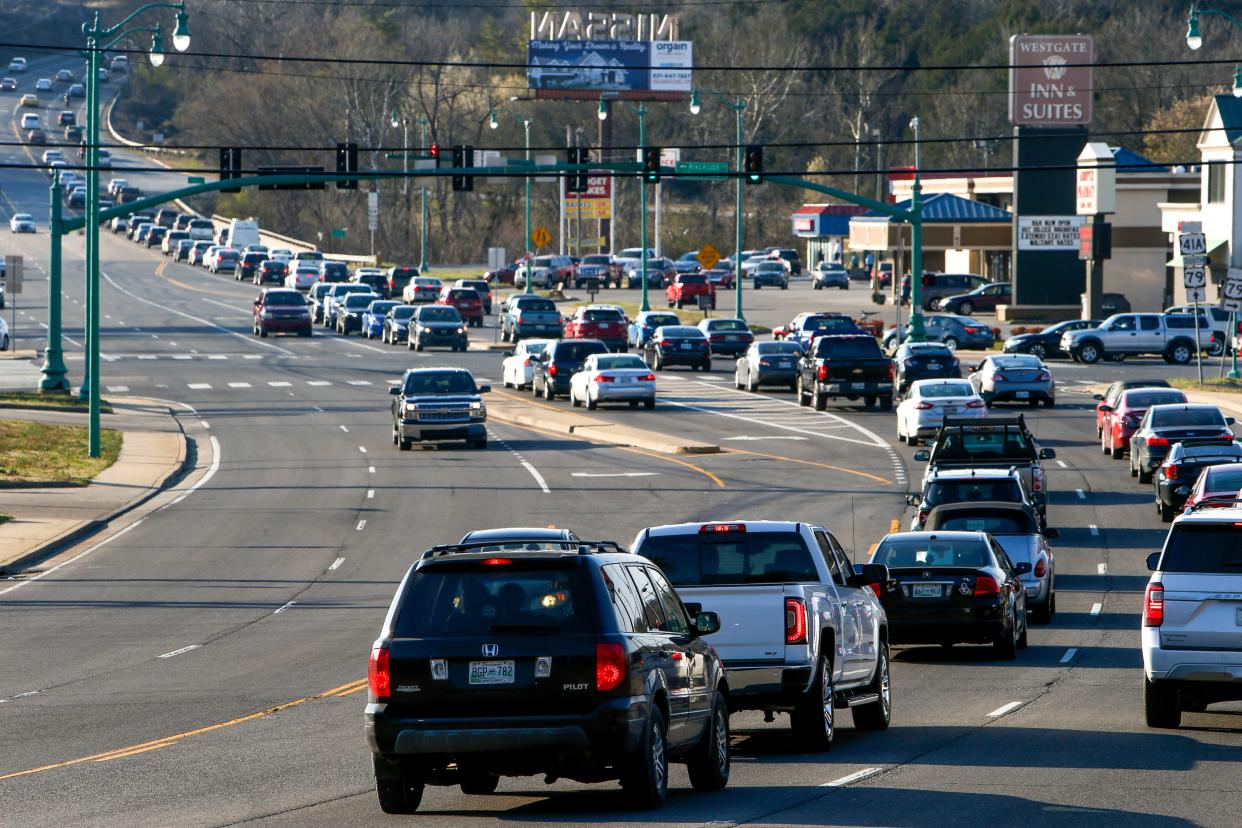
[824, 357, 892, 382]
[675, 584, 787, 662]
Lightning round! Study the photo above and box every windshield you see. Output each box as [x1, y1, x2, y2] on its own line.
[595, 355, 647, 370]
[707, 320, 748, 332]
[932, 510, 1036, 534]
[918, 382, 976, 398]
[583, 256, 610, 265]
[871, 538, 992, 568]
[418, 307, 461, 322]
[344, 295, 375, 309]
[1158, 525, 1242, 573]
[369, 301, 398, 315]
[804, 316, 857, 333]
[516, 298, 557, 312]
[639, 531, 819, 586]
[403, 371, 475, 395]
[1151, 408, 1227, 428]
[926, 479, 1023, 507]
[391, 306, 416, 320]
[554, 342, 609, 361]
[263, 292, 305, 306]
[395, 564, 591, 636]
[757, 342, 802, 355]
[935, 427, 1034, 460]
[644, 315, 679, 327]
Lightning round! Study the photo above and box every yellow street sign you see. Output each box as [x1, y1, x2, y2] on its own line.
[697, 243, 722, 270]
[531, 226, 552, 248]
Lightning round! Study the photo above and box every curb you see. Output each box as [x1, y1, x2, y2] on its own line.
[0, 404, 195, 576]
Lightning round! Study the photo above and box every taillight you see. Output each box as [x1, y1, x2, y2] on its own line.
[785, 598, 807, 644]
[918, 509, 929, 525]
[915, 401, 934, 410]
[522, 358, 532, 367]
[1036, 371, 1051, 381]
[869, 583, 882, 598]
[1034, 558, 1047, 578]
[966, 399, 986, 408]
[1032, 467, 1044, 492]
[964, 326, 981, 334]
[638, 373, 655, 381]
[1164, 464, 1178, 480]
[1144, 583, 1164, 626]
[973, 574, 1001, 598]
[659, 339, 672, 347]
[817, 364, 828, 381]
[699, 523, 746, 534]
[548, 364, 557, 376]
[596, 642, 627, 691]
[1148, 437, 1169, 447]
[994, 372, 1009, 382]
[759, 359, 772, 367]
[368, 646, 391, 699]
[593, 375, 615, 383]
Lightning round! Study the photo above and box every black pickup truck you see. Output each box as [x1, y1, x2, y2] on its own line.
[796, 334, 894, 411]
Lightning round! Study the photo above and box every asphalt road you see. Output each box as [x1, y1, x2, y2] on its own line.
[2, 57, 1241, 828]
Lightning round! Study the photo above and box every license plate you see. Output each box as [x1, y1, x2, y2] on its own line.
[680, 343, 692, 350]
[726, 335, 739, 341]
[940, 407, 959, 415]
[777, 360, 791, 367]
[469, 661, 515, 685]
[620, 376, 632, 384]
[911, 584, 941, 598]
[1016, 391, 1030, 399]
[927, 363, 941, 369]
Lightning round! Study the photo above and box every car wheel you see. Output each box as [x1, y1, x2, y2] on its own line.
[959, 300, 974, 316]
[864, 395, 877, 408]
[543, 382, 555, 401]
[878, 395, 893, 412]
[375, 772, 423, 815]
[686, 694, 731, 792]
[797, 375, 810, 406]
[1030, 592, 1053, 624]
[1017, 610, 1029, 649]
[813, 389, 828, 411]
[469, 437, 488, 450]
[1029, 343, 1048, 360]
[1166, 341, 1193, 365]
[734, 370, 744, 390]
[571, 388, 582, 407]
[1139, 466, 1153, 485]
[415, 341, 424, 352]
[993, 605, 1019, 660]
[746, 375, 759, 393]
[1075, 342, 1101, 364]
[644, 397, 655, 410]
[943, 337, 959, 352]
[586, 393, 597, 411]
[1130, 457, 1138, 478]
[619, 709, 669, 809]
[852, 643, 891, 731]
[813, 282, 822, 290]
[1159, 499, 1175, 522]
[1111, 443, 1124, 460]
[791, 656, 834, 752]
[258, 325, 268, 338]
[1144, 677, 1181, 728]
[1101, 432, 1111, 455]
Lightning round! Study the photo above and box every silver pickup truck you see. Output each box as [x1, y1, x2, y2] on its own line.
[1061, 312, 1216, 365]
[631, 520, 891, 750]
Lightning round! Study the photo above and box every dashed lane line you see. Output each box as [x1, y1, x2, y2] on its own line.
[821, 767, 883, 787]
[157, 645, 200, 660]
[1060, 648, 1078, 664]
[987, 701, 1023, 718]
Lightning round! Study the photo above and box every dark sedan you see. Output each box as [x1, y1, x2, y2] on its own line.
[531, 338, 609, 400]
[1154, 440, 1242, 521]
[382, 304, 417, 345]
[894, 342, 960, 394]
[144, 226, 167, 248]
[644, 325, 711, 372]
[1003, 319, 1101, 360]
[699, 317, 753, 357]
[869, 531, 1029, 658]
[408, 305, 468, 352]
[255, 259, 288, 286]
[735, 340, 802, 391]
[1130, 404, 1237, 483]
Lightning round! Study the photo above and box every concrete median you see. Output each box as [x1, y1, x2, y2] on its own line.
[488, 391, 719, 456]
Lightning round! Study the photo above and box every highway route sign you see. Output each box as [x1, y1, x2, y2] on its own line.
[697, 244, 721, 270]
[1178, 232, 1207, 257]
[1223, 268, 1242, 313]
[1183, 266, 1207, 290]
[531, 226, 552, 248]
[1186, 287, 1207, 303]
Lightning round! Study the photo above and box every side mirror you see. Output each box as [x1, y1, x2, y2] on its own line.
[1146, 552, 1162, 571]
[1030, 491, 1047, 506]
[852, 563, 889, 587]
[388, 386, 401, 395]
[1092, 394, 1104, 401]
[692, 611, 721, 636]
[1014, 561, 1033, 575]
[913, 449, 930, 461]
[1098, 404, 1113, 413]
[478, 385, 491, 394]
[1039, 448, 1057, 460]
[905, 493, 923, 507]
[1228, 417, 1236, 426]
[1043, 527, 1060, 539]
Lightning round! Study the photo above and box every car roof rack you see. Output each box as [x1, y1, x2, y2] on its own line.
[421, 539, 628, 560]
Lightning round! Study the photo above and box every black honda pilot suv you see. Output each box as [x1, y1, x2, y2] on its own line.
[365, 537, 730, 813]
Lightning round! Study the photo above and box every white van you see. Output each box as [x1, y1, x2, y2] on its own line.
[227, 218, 260, 250]
[187, 218, 215, 241]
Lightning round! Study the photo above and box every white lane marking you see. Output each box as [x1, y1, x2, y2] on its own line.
[200, 420, 210, 430]
[347, 380, 372, 386]
[273, 600, 296, 614]
[207, 354, 228, 360]
[1097, 562, 1108, 574]
[339, 425, 350, 433]
[101, 270, 296, 356]
[106, 385, 129, 393]
[171, 435, 222, 506]
[1060, 648, 1078, 664]
[307, 381, 331, 386]
[821, 768, 883, 787]
[228, 382, 252, 389]
[243, 355, 262, 360]
[721, 435, 808, 442]
[1056, 460, 1068, 469]
[1089, 524, 1099, 536]
[367, 489, 375, 499]
[1090, 602, 1103, 616]
[172, 354, 192, 360]
[368, 466, 376, 474]
[358, 446, 368, 454]
[356, 520, 367, 531]
[313, 406, 325, 413]
[187, 383, 212, 390]
[571, 472, 660, 478]
[137, 355, 157, 360]
[0, 519, 144, 597]
[158, 644, 200, 659]
[521, 461, 551, 493]
[0, 690, 44, 703]
[1076, 488, 1087, 500]
[987, 701, 1023, 718]
[329, 557, 345, 571]
[268, 381, 291, 387]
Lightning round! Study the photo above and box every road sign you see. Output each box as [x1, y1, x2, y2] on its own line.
[1186, 287, 1207, 303]
[367, 191, 379, 232]
[676, 160, 729, 181]
[330, 228, 347, 239]
[1182, 254, 1209, 268]
[696, 244, 721, 270]
[531, 226, 552, 248]
[187, 175, 205, 184]
[1223, 268, 1242, 313]
[660, 148, 680, 168]
[1184, 266, 1207, 290]
[4, 255, 22, 293]
[1179, 232, 1207, 257]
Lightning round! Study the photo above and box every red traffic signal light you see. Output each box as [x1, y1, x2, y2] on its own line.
[428, 142, 439, 159]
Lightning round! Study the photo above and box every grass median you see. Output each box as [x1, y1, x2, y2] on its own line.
[0, 391, 113, 413]
[1169, 376, 1242, 392]
[0, 421, 122, 485]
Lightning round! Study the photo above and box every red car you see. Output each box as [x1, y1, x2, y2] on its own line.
[1099, 387, 1188, 458]
[253, 288, 312, 338]
[1094, 380, 1172, 438]
[563, 305, 628, 352]
[666, 272, 717, 310]
[703, 268, 735, 289]
[437, 287, 484, 327]
[1181, 462, 1242, 511]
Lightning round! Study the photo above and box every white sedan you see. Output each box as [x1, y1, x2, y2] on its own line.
[0, 315, 9, 350]
[896, 378, 986, 445]
[569, 353, 656, 410]
[9, 213, 36, 233]
[286, 264, 320, 291]
[34, 78, 52, 91]
[501, 338, 551, 389]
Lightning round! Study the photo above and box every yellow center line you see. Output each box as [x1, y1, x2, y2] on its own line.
[152, 257, 240, 298]
[722, 447, 892, 486]
[92, 741, 178, 762]
[890, 518, 901, 534]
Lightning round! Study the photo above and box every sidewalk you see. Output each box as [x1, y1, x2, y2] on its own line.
[0, 398, 189, 574]
[1181, 387, 1242, 419]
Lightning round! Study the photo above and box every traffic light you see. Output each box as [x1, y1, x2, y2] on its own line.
[336, 141, 358, 190]
[428, 142, 439, 161]
[567, 146, 590, 193]
[642, 146, 661, 183]
[452, 145, 474, 192]
[219, 147, 241, 193]
[744, 145, 764, 184]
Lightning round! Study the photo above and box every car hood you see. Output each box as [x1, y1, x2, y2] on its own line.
[402, 394, 480, 404]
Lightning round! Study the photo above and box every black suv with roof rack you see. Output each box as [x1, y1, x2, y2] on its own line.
[365, 537, 730, 813]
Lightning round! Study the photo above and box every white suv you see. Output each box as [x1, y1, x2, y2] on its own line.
[1143, 504, 1242, 728]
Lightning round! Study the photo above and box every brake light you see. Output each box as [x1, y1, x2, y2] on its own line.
[785, 598, 807, 644]
[1032, 467, 1044, 493]
[368, 646, 391, 699]
[593, 375, 615, 383]
[964, 326, 981, 334]
[1164, 464, 1178, 480]
[1036, 371, 1051, 381]
[1034, 558, 1047, 578]
[918, 509, 929, 525]
[1148, 437, 1169, 447]
[817, 364, 828, 381]
[595, 642, 627, 691]
[659, 339, 672, 347]
[638, 373, 655, 382]
[973, 574, 1001, 598]
[915, 401, 934, 410]
[548, 364, 557, 376]
[1144, 583, 1164, 626]
[759, 359, 773, 367]
[966, 399, 986, 408]
[869, 583, 882, 598]
[522, 358, 532, 367]
[481, 558, 512, 565]
[994, 372, 1009, 382]
[699, 523, 746, 533]
[889, 363, 896, 381]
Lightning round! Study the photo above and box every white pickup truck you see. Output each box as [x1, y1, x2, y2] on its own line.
[1061, 312, 1216, 365]
[631, 520, 892, 750]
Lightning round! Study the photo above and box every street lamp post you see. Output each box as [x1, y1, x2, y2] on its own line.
[40, 177, 68, 392]
[524, 118, 533, 295]
[390, 112, 409, 196]
[908, 116, 926, 343]
[419, 116, 429, 272]
[689, 89, 748, 320]
[598, 100, 651, 311]
[72, 1, 189, 457]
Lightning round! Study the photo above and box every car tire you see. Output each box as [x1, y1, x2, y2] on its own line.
[959, 300, 974, 316]
[1166, 341, 1193, 365]
[619, 709, 669, 809]
[1101, 433, 1111, 454]
[878, 395, 893, 412]
[1029, 343, 1048, 360]
[415, 341, 424, 352]
[1139, 466, 1153, 485]
[1111, 444, 1124, 460]
[791, 656, 834, 752]
[375, 774, 423, 815]
[1159, 499, 1175, 522]
[258, 326, 268, 338]
[686, 694, 730, 792]
[469, 437, 488, 450]
[1030, 592, 1054, 625]
[1130, 457, 1138, 478]
[852, 643, 892, 731]
[864, 395, 877, 408]
[993, 606, 1019, 660]
[586, 394, 597, 411]
[943, 337, 959, 352]
[644, 397, 655, 410]
[813, 389, 828, 411]
[1144, 677, 1181, 728]
[543, 383, 555, 401]
[813, 282, 822, 290]
[1074, 342, 1102, 364]
[734, 371, 744, 390]
[797, 375, 810, 406]
[1017, 611, 1029, 649]
[746, 375, 758, 393]
[571, 389, 582, 407]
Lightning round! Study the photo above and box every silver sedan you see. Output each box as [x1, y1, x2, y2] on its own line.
[968, 354, 1055, 408]
[734, 340, 802, 392]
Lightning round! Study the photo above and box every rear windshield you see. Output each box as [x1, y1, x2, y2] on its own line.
[263, 292, 305, 306]
[707, 320, 747, 332]
[1151, 408, 1227, 428]
[935, 428, 1034, 459]
[323, 262, 347, 274]
[680, 274, 706, 284]
[418, 306, 461, 322]
[1158, 525, 1242, 573]
[757, 341, 802, 355]
[901, 345, 952, 359]
[595, 355, 647, 370]
[583, 256, 610, 264]
[1203, 465, 1242, 493]
[189, 219, 213, 229]
[583, 309, 623, 321]
[369, 301, 398, 314]
[659, 327, 705, 339]
[931, 510, 1036, 534]
[814, 337, 883, 359]
[925, 479, 1023, 507]
[644, 315, 680, 327]
[449, 289, 479, 300]
[344, 295, 375, 309]
[638, 531, 818, 586]
[871, 538, 992, 568]
[395, 563, 592, 636]
[554, 341, 608, 360]
[403, 372, 475, 394]
[516, 298, 556, 312]
[918, 382, 975, 398]
[1125, 390, 1187, 408]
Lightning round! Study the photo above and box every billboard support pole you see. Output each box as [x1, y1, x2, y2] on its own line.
[634, 104, 650, 312]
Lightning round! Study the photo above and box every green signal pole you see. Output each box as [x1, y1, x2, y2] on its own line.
[730, 99, 746, 320]
[635, 105, 649, 313]
[419, 116, 429, 272]
[40, 178, 69, 392]
[524, 118, 532, 295]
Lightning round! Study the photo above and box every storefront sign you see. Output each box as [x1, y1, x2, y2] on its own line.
[563, 173, 612, 219]
[1017, 215, 1085, 250]
[1009, 35, 1093, 126]
[531, 10, 678, 41]
[1076, 143, 1115, 215]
